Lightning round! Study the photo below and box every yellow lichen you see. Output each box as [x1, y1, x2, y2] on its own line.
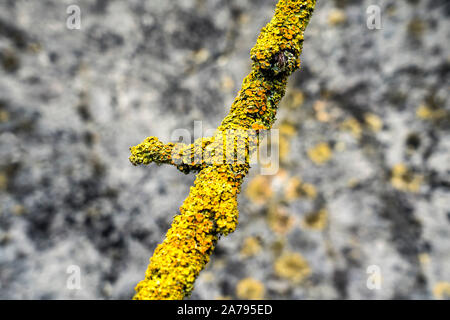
[416, 104, 447, 120]
[12, 205, 26, 216]
[301, 183, 317, 198]
[390, 163, 422, 193]
[198, 272, 214, 283]
[0, 110, 9, 123]
[407, 18, 426, 38]
[130, 0, 316, 300]
[193, 48, 210, 64]
[285, 177, 317, 200]
[0, 173, 7, 190]
[236, 278, 265, 300]
[418, 253, 430, 266]
[341, 117, 362, 138]
[240, 236, 262, 258]
[433, 282, 450, 300]
[302, 208, 328, 230]
[278, 134, 291, 161]
[267, 206, 296, 234]
[279, 122, 297, 137]
[284, 89, 304, 109]
[307, 142, 332, 165]
[276, 121, 298, 161]
[246, 175, 273, 205]
[313, 100, 331, 122]
[274, 252, 311, 283]
[364, 113, 383, 132]
[328, 9, 347, 26]
[347, 178, 359, 188]
[221, 75, 235, 92]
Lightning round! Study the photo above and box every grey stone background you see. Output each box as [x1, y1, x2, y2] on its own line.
[0, 0, 449, 299]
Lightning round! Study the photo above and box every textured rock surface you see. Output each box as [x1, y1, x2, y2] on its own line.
[0, 0, 449, 299]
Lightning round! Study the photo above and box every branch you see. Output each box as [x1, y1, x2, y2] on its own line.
[129, 136, 214, 174]
[131, 0, 316, 300]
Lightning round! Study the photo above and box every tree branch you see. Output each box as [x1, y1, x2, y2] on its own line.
[130, 0, 316, 300]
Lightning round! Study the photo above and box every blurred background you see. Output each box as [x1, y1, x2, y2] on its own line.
[0, 0, 449, 299]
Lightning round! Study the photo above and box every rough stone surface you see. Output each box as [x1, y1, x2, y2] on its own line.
[0, 0, 449, 299]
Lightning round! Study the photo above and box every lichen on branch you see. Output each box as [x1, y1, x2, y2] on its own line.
[130, 0, 316, 300]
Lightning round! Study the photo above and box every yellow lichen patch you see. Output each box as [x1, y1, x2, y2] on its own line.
[307, 142, 332, 165]
[416, 104, 447, 120]
[270, 238, 286, 257]
[416, 104, 433, 119]
[313, 100, 331, 122]
[274, 252, 311, 283]
[301, 183, 317, 199]
[418, 253, 430, 266]
[267, 206, 296, 235]
[199, 272, 214, 283]
[284, 89, 304, 109]
[328, 9, 347, 26]
[302, 208, 328, 230]
[236, 278, 265, 300]
[364, 113, 383, 132]
[285, 177, 317, 200]
[221, 75, 235, 92]
[390, 164, 422, 193]
[285, 177, 302, 200]
[0, 110, 9, 123]
[246, 175, 273, 205]
[12, 205, 26, 216]
[272, 121, 297, 162]
[291, 90, 304, 108]
[278, 134, 291, 162]
[240, 236, 262, 258]
[433, 282, 450, 300]
[341, 117, 362, 138]
[193, 48, 210, 64]
[347, 178, 359, 188]
[407, 18, 426, 38]
[279, 122, 297, 137]
[0, 173, 7, 190]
